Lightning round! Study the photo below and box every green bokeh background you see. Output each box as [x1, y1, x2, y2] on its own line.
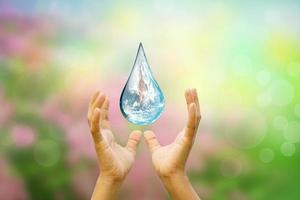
[0, 1, 300, 199]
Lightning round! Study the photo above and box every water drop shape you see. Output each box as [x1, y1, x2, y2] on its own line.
[120, 43, 165, 125]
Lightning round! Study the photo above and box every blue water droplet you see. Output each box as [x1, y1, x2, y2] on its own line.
[120, 43, 165, 125]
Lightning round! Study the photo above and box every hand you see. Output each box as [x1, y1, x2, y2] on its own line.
[87, 91, 142, 182]
[144, 88, 201, 177]
[144, 88, 201, 200]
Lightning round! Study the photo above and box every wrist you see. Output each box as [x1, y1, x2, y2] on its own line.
[159, 171, 188, 185]
[91, 174, 123, 200]
[98, 173, 123, 187]
[159, 171, 200, 200]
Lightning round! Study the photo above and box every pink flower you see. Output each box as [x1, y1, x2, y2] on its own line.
[125, 153, 165, 200]
[0, 12, 51, 72]
[0, 87, 14, 126]
[0, 159, 28, 200]
[5, 34, 27, 55]
[65, 121, 95, 164]
[11, 125, 36, 147]
[72, 166, 98, 199]
[0, 100, 13, 125]
[40, 97, 72, 130]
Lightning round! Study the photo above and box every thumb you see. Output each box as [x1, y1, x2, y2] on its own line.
[144, 130, 161, 153]
[126, 130, 142, 154]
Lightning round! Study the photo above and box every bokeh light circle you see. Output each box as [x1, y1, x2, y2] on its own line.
[232, 55, 253, 76]
[256, 70, 271, 86]
[294, 104, 300, 118]
[273, 115, 288, 130]
[224, 108, 267, 149]
[267, 80, 294, 106]
[220, 157, 242, 178]
[256, 93, 271, 107]
[34, 140, 60, 167]
[281, 142, 296, 157]
[284, 121, 300, 143]
[260, 148, 274, 163]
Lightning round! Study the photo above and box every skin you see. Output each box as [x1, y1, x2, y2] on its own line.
[88, 88, 201, 200]
[144, 88, 201, 200]
[88, 91, 142, 200]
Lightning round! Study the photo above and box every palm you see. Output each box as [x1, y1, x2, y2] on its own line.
[151, 131, 193, 176]
[152, 132, 184, 174]
[96, 129, 135, 179]
[88, 91, 141, 181]
[152, 144, 182, 175]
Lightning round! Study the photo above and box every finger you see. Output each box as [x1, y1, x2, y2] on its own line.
[101, 97, 109, 120]
[99, 97, 111, 129]
[126, 130, 142, 154]
[185, 88, 201, 130]
[91, 108, 103, 144]
[185, 103, 198, 142]
[87, 91, 101, 125]
[190, 89, 201, 131]
[185, 89, 194, 109]
[92, 93, 106, 111]
[144, 131, 161, 153]
[191, 88, 201, 122]
[91, 91, 100, 104]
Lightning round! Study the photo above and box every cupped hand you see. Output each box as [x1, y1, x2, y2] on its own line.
[144, 88, 201, 178]
[87, 91, 142, 182]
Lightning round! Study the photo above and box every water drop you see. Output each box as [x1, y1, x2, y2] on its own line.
[120, 43, 165, 125]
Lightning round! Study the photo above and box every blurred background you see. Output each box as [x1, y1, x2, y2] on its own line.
[0, 0, 300, 199]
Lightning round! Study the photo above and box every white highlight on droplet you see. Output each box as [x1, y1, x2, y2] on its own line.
[260, 148, 274, 163]
[267, 80, 294, 106]
[281, 142, 296, 157]
[284, 121, 300, 143]
[273, 115, 288, 130]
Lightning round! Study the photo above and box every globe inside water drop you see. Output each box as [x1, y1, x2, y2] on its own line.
[120, 43, 165, 125]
